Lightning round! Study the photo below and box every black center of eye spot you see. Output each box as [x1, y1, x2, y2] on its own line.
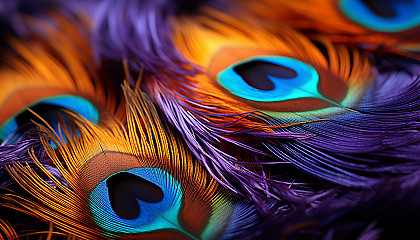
[15, 103, 71, 127]
[233, 60, 297, 91]
[360, 0, 411, 18]
[106, 172, 164, 220]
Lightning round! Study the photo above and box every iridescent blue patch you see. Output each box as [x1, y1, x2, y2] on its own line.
[89, 168, 183, 234]
[217, 56, 321, 102]
[339, 0, 420, 32]
[0, 95, 99, 142]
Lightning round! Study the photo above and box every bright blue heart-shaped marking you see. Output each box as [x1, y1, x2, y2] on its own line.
[217, 56, 321, 102]
[89, 168, 183, 234]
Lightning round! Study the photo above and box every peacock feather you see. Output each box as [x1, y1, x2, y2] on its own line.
[144, 8, 369, 194]
[0, 13, 124, 145]
[1, 1, 420, 239]
[240, 0, 420, 58]
[144, 8, 420, 205]
[0, 81, 258, 239]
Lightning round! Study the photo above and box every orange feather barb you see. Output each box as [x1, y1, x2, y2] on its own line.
[1, 81, 257, 239]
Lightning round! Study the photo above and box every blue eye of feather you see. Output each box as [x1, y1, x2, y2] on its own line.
[217, 56, 321, 102]
[89, 168, 183, 234]
[0, 95, 99, 142]
[339, 0, 420, 32]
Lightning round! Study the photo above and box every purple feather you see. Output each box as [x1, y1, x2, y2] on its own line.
[90, 0, 211, 75]
[0, 0, 75, 37]
[146, 50, 420, 213]
[149, 84, 330, 214]
[0, 138, 43, 187]
[272, 170, 420, 240]
[89, 0, 236, 78]
[0, 125, 65, 188]
[267, 67, 420, 187]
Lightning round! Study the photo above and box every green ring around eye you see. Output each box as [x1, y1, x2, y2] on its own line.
[0, 95, 99, 141]
[339, 0, 420, 32]
[217, 56, 321, 102]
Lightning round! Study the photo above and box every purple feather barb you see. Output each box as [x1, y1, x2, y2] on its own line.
[91, 0, 215, 75]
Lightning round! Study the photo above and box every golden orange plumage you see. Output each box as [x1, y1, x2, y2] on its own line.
[0, 14, 125, 142]
[1, 81, 251, 239]
[148, 8, 374, 131]
[241, 0, 420, 58]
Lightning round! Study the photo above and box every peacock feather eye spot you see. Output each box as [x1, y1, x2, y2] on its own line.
[233, 60, 297, 91]
[0, 95, 99, 142]
[89, 167, 184, 234]
[217, 56, 321, 102]
[339, 0, 420, 32]
[106, 172, 164, 220]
